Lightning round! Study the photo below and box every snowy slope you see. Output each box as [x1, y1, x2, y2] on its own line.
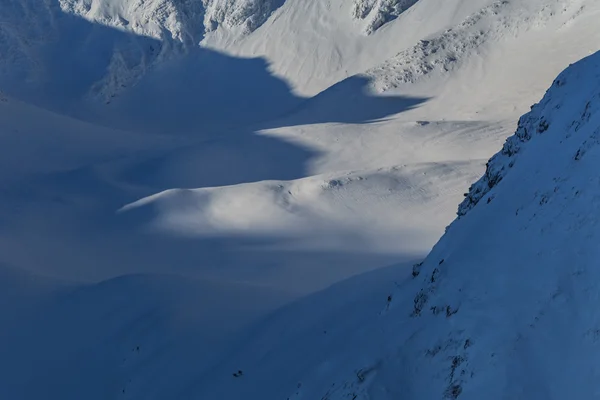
[373, 47, 600, 400]
[205, 0, 600, 98]
[197, 49, 600, 400]
[0, 0, 288, 110]
[203, 0, 499, 96]
[2, 0, 598, 120]
[296, 0, 600, 121]
[1, 0, 600, 399]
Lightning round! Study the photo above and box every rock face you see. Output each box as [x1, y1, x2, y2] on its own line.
[58, 0, 280, 42]
[351, 0, 419, 34]
[202, 0, 281, 34]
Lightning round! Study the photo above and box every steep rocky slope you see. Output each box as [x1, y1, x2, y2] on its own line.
[352, 0, 419, 34]
[391, 49, 600, 400]
[59, 0, 282, 41]
[361, 49, 600, 399]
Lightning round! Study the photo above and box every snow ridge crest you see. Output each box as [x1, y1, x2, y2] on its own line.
[458, 53, 600, 217]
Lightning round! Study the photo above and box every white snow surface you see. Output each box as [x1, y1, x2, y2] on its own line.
[1, 0, 600, 398]
[372, 50, 600, 400]
[190, 46, 600, 400]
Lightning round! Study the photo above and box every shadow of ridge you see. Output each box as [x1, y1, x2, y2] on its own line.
[103, 46, 308, 134]
[0, 0, 306, 134]
[261, 75, 431, 129]
[0, 0, 162, 111]
[100, 49, 429, 133]
[184, 256, 422, 398]
[0, 234, 419, 400]
[0, 0, 429, 133]
[0, 3, 430, 201]
[0, 2, 318, 197]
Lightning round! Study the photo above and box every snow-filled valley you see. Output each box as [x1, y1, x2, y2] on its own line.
[1, 0, 600, 398]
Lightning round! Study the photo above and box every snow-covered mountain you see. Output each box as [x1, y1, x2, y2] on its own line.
[2, 0, 597, 112]
[388, 47, 600, 400]
[377, 48, 600, 399]
[193, 49, 600, 400]
[0, 0, 287, 109]
[58, 0, 281, 41]
[1, 0, 600, 398]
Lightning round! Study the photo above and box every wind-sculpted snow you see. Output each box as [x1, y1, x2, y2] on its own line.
[352, 0, 419, 34]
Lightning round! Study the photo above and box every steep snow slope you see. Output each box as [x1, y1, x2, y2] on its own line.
[1, 0, 600, 398]
[0, 0, 450, 113]
[303, 0, 600, 121]
[3, 0, 429, 109]
[205, 0, 499, 95]
[197, 49, 600, 400]
[206, 0, 600, 97]
[378, 47, 600, 400]
[3, 0, 598, 120]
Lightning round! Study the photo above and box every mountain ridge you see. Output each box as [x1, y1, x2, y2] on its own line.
[1, 0, 600, 398]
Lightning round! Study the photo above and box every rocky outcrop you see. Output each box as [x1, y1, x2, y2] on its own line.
[351, 0, 419, 34]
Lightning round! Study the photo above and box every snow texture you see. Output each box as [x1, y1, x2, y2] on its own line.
[223, 48, 600, 400]
[202, 0, 282, 33]
[363, 0, 572, 91]
[1, 0, 600, 398]
[387, 50, 600, 399]
[458, 54, 600, 216]
[351, 0, 419, 34]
